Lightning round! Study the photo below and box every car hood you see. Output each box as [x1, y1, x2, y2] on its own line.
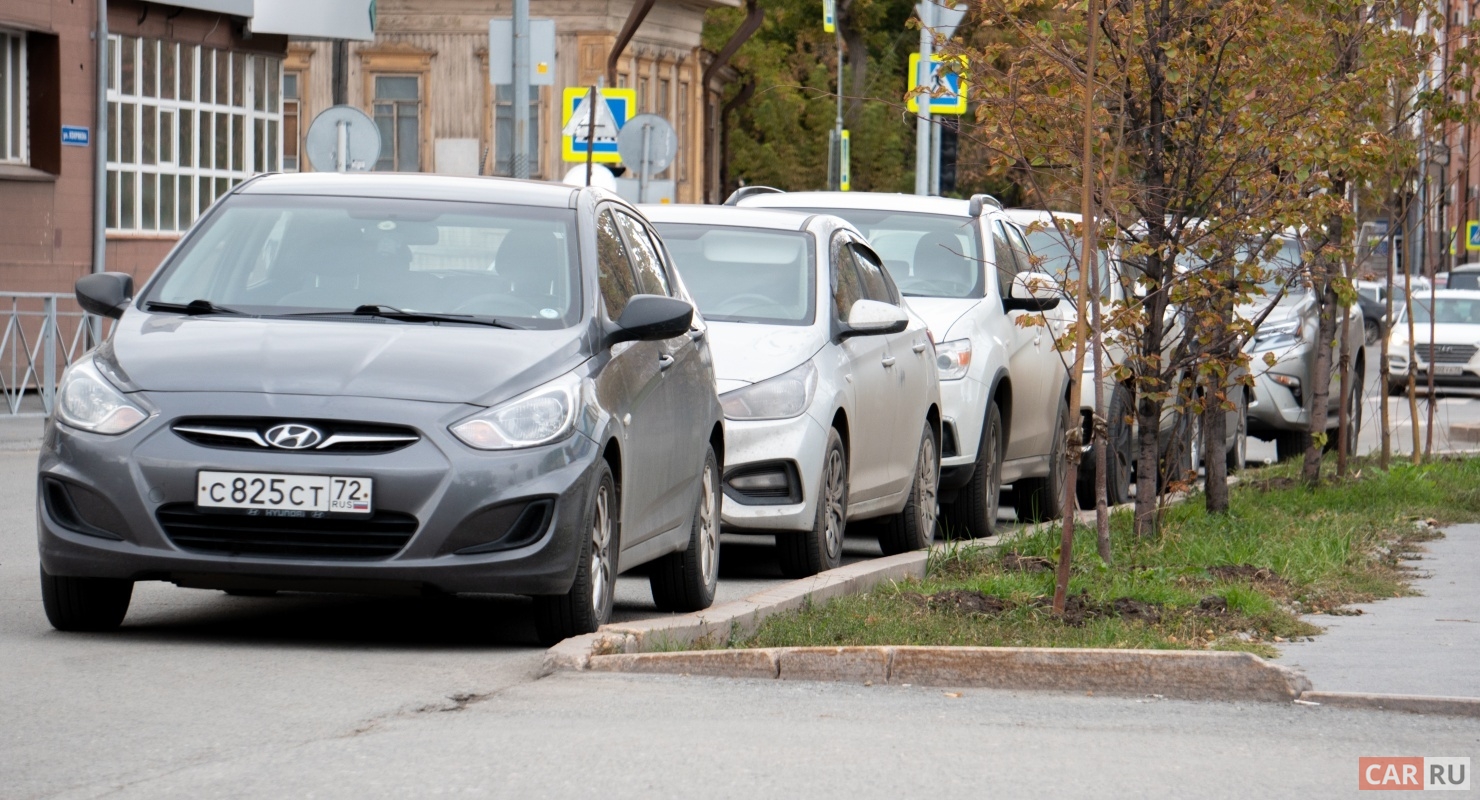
[705, 321, 825, 385]
[1238, 291, 1311, 325]
[107, 312, 589, 406]
[903, 296, 981, 341]
[1391, 322, 1480, 346]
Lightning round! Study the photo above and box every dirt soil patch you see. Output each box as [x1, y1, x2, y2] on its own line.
[1001, 552, 1055, 573]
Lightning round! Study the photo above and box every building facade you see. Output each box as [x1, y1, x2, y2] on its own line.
[289, 0, 735, 204]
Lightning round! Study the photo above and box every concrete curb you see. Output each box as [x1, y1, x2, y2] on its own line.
[539, 550, 929, 676]
[582, 645, 1312, 703]
[1299, 691, 1480, 718]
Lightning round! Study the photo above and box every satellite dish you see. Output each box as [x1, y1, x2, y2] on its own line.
[305, 105, 382, 173]
[616, 114, 677, 177]
[562, 164, 618, 192]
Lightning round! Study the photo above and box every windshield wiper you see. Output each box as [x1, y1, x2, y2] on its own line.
[145, 299, 245, 316]
[283, 304, 523, 329]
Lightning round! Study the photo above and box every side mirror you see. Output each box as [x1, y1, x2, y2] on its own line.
[613, 294, 693, 343]
[841, 299, 908, 337]
[1002, 272, 1061, 312]
[76, 272, 134, 319]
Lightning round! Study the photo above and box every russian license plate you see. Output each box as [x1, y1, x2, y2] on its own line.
[197, 471, 373, 516]
[1434, 365, 1464, 376]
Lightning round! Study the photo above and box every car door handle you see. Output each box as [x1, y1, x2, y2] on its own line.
[881, 356, 897, 368]
[912, 343, 928, 354]
[658, 354, 676, 371]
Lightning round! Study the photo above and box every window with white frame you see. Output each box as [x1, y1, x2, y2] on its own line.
[107, 35, 282, 233]
[0, 30, 26, 165]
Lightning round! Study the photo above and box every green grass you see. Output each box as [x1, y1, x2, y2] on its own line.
[737, 456, 1480, 658]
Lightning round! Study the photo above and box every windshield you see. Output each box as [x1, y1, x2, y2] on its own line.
[1448, 271, 1480, 291]
[795, 208, 984, 298]
[1022, 228, 1113, 300]
[1235, 238, 1305, 298]
[1409, 297, 1480, 325]
[653, 223, 815, 325]
[145, 195, 582, 329]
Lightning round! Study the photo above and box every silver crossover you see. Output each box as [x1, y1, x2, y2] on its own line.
[38, 173, 724, 645]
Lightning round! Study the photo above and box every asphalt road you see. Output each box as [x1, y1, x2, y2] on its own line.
[5, 352, 1478, 797]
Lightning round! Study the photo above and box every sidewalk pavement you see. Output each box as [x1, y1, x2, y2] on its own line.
[1277, 523, 1479, 698]
[0, 415, 44, 451]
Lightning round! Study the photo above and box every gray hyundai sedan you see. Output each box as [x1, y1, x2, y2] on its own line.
[38, 173, 724, 644]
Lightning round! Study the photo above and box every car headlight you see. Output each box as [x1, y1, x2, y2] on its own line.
[720, 361, 817, 421]
[56, 358, 149, 435]
[935, 339, 972, 380]
[451, 371, 583, 450]
[1250, 319, 1302, 352]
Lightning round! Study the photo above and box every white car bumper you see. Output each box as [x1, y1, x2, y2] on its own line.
[938, 375, 989, 469]
[718, 413, 831, 533]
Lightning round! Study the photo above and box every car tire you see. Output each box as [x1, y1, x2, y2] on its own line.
[39, 566, 132, 632]
[1274, 429, 1309, 462]
[878, 422, 940, 555]
[1077, 383, 1133, 508]
[1226, 394, 1249, 471]
[650, 446, 721, 611]
[1159, 407, 1201, 491]
[779, 429, 848, 576]
[948, 404, 1004, 540]
[1016, 399, 1069, 523]
[1364, 319, 1380, 347]
[533, 461, 619, 646]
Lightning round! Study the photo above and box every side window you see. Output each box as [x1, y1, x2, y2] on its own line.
[1006, 224, 1036, 275]
[850, 243, 897, 305]
[615, 212, 672, 296]
[596, 210, 641, 318]
[992, 223, 1017, 300]
[832, 235, 865, 321]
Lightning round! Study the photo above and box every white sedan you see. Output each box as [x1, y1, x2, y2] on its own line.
[644, 205, 943, 577]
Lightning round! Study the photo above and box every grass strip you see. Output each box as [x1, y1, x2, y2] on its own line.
[738, 456, 1480, 658]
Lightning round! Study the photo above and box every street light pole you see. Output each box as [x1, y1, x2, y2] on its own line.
[512, 0, 530, 179]
[914, 3, 933, 196]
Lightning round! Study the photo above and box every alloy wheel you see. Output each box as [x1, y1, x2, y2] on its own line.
[916, 435, 939, 545]
[698, 463, 719, 587]
[822, 448, 847, 561]
[589, 484, 614, 618]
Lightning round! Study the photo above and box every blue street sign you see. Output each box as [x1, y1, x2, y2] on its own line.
[61, 126, 90, 147]
[1468, 220, 1480, 252]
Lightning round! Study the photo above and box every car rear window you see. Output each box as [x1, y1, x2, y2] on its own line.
[1447, 271, 1480, 291]
[653, 223, 816, 326]
[145, 194, 581, 329]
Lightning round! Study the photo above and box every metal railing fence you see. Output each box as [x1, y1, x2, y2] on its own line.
[0, 293, 109, 417]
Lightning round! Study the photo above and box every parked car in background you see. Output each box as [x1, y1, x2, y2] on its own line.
[1443, 263, 1480, 291]
[1354, 280, 1395, 346]
[1386, 290, 1480, 393]
[644, 204, 942, 576]
[39, 173, 725, 645]
[1007, 210, 1248, 503]
[1243, 234, 1367, 460]
[734, 189, 1067, 536]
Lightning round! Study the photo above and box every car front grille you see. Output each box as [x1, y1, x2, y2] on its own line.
[1418, 344, 1477, 364]
[157, 503, 419, 560]
[172, 418, 420, 454]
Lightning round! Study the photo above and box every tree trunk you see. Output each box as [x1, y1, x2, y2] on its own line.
[1301, 281, 1339, 486]
[1202, 380, 1229, 512]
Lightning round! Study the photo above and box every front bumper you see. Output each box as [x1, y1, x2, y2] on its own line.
[937, 375, 988, 470]
[37, 392, 600, 596]
[718, 413, 830, 533]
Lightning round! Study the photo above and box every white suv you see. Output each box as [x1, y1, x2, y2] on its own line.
[737, 189, 1069, 536]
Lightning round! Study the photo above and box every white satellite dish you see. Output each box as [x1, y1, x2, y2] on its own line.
[562, 164, 618, 192]
[305, 105, 382, 173]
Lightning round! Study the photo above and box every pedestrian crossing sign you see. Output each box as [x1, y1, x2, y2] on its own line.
[561, 88, 637, 163]
[1468, 220, 1480, 252]
[907, 53, 968, 115]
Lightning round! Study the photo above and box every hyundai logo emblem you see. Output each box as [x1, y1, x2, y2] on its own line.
[264, 423, 325, 450]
